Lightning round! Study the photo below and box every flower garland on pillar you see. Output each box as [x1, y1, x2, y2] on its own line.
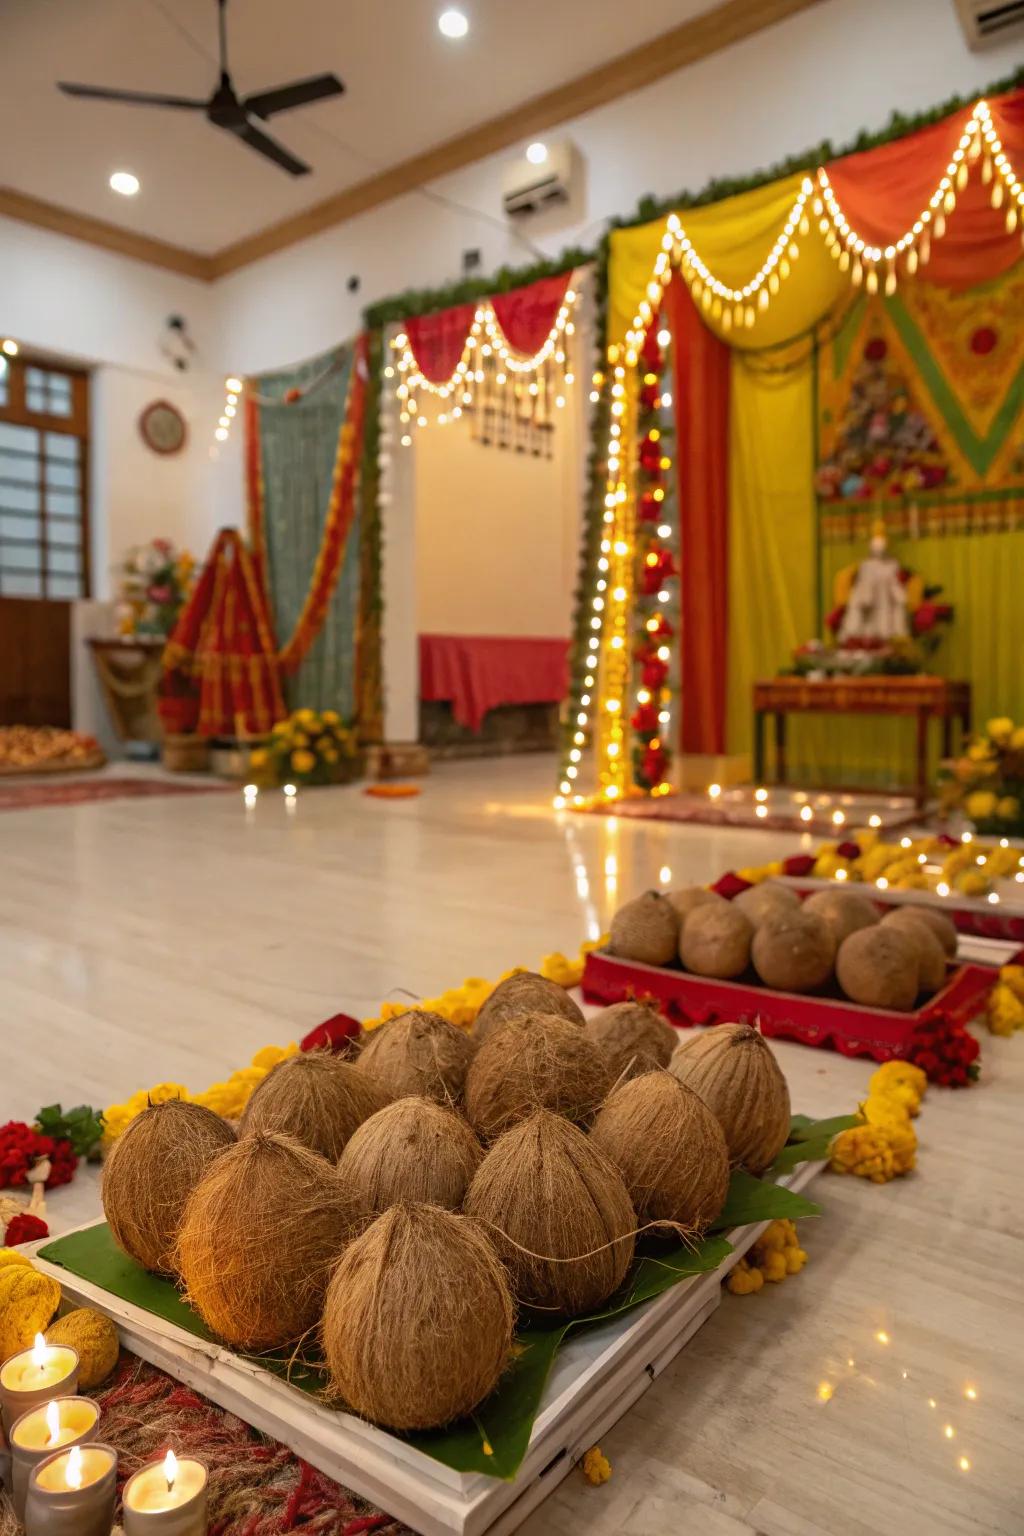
[630, 321, 677, 793]
[594, 348, 636, 802]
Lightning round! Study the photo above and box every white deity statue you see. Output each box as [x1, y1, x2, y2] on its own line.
[836, 531, 908, 643]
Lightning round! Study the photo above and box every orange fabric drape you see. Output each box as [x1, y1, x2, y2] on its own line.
[825, 90, 1024, 291]
[667, 273, 731, 756]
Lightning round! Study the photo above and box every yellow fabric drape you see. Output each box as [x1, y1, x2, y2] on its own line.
[608, 175, 845, 350]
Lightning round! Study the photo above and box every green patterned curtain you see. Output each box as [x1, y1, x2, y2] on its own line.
[254, 343, 360, 717]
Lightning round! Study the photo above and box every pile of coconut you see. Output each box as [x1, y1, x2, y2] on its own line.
[100, 977, 792, 1436]
[607, 883, 957, 1011]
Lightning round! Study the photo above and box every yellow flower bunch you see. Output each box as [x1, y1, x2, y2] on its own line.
[727, 1220, 807, 1293]
[733, 830, 1021, 900]
[250, 708, 356, 787]
[580, 1446, 612, 1486]
[103, 1043, 298, 1145]
[868, 1060, 926, 1116]
[830, 1079, 919, 1181]
[985, 965, 1024, 1036]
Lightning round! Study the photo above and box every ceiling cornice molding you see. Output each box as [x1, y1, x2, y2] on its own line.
[2, 0, 821, 285]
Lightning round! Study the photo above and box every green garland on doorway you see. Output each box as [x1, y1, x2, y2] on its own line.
[356, 330, 385, 742]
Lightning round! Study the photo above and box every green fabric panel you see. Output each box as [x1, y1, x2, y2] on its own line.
[256, 345, 359, 717]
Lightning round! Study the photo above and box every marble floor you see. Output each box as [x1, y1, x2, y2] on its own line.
[0, 755, 1020, 1535]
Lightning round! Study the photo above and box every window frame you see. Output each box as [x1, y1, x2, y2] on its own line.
[0, 353, 91, 599]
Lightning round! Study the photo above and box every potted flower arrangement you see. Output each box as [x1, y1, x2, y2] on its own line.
[249, 709, 360, 787]
[939, 716, 1024, 837]
[116, 538, 194, 637]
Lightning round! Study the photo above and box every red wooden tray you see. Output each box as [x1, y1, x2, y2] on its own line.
[581, 949, 996, 1064]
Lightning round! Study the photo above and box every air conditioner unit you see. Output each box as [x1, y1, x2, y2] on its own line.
[502, 140, 577, 220]
[954, 0, 1024, 48]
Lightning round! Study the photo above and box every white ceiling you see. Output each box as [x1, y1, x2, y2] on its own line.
[0, 0, 707, 254]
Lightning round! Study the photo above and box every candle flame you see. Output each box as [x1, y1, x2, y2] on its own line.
[45, 1400, 61, 1446]
[67, 1445, 84, 1491]
[32, 1333, 47, 1370]
[164, 1448, 178, 1492]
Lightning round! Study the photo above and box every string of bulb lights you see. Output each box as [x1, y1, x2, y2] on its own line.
[214, 377, 242, 446]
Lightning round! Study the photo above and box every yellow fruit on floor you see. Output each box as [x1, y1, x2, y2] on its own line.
[0, 1249, 34, 1272]
[0, 1267, 61, 1361]
[46, 1310, 119, 1389]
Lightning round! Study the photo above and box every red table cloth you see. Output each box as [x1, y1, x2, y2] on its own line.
[419, 634, 569, 732]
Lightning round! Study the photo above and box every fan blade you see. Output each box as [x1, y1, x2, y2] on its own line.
[243, 73, 344, 119]
[233, 121, 310, 176]
[58, 82, 207, 109]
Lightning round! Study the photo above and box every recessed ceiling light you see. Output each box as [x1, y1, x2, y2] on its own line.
[1, 338, 18, 357]
[109, 171, 140, 197]
[438, 8, 469, 38]
[526, 142, 548, 165]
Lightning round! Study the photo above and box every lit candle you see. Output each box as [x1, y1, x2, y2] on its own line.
[23, 1441, 117, 1536]
[10, 1396, 100, 1521]
[0, 1334, 79, 1433]
[123, 1448, 209, 1534]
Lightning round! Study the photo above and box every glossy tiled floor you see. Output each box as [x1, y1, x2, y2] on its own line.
[1, 756, 1019, 1535]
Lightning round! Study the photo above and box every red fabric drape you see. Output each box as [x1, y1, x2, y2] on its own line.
[404, 272, 573, 384]
[826, 89, 1024, 291]
[419, 634, 569, 732]
[667, 272, 731, 756]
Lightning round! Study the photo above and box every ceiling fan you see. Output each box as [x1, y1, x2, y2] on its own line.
[57, 0, 343, 177]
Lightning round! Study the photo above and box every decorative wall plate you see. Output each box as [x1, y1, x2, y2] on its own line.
[139, 400, 187, 456]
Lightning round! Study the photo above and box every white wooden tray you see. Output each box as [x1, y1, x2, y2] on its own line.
[34, 1160, 823, 1536]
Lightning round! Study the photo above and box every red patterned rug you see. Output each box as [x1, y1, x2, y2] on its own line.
[577, 791, 922, 835]
[0, 778, 233, 813]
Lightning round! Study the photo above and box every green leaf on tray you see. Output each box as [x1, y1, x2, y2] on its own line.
[37, 1111, 846, 1484]
[789, 1112, 860, 1143]
[35, 1103, 106, 1159]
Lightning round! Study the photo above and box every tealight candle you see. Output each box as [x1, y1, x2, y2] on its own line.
[23, 1441, 117, 1536]
[0, 1334, 79, 1434]
[123, 1449, 209, 1534]
[10, 1396, 100, 1521]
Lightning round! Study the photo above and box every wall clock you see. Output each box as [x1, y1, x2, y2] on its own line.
[139, 399, 187, 456]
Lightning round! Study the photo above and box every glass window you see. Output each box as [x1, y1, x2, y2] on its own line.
[0, 359, 88, 597]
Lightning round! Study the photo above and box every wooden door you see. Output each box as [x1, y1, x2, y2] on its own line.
[0, 596, 71, 725]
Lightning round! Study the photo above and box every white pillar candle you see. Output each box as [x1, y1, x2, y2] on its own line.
[0, 1335, 79, 1434]
[10, 1396, 100, 1521]
[123, 1449, 208, 1534]
[24, 1441, 117, 1536]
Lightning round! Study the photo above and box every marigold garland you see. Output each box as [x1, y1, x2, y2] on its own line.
[726, 1219, 808, 1294]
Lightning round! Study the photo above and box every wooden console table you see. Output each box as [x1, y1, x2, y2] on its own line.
[753, 676, 972, 808]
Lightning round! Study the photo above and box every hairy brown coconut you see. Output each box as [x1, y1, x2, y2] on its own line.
[880, 909, 947, 994]
[102, 1100, 236, 1276]
[463, 1014, 612, 1141]
[608, 891, 680, 967]
[835, 924, 920, 1011]
[465, 1111, 635, 1315]
[679, 902, 753, 979]
[355, 1009, 475, 1105]
[590, 1071, 730, 1232]
[584, 1001, 677, 1082]
[733, 882, 801, 927]
[473, 971, 584, 1044]
[669, 1024, 791, 1173]
[666, 886, 726, 924]
[177, 1132, 362, 1350]
[883, 902, 958, 958]
[337, 1096, 482, 1214]
[322, 1203, 514, 1431]
[750, 908, 836, 994]
[803, 888, 880, 947]
[239, 1050, 390, 1162]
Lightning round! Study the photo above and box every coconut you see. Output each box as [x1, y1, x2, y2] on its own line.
[835, 925, 919, 1011]
[463, 1014, 612, 1141]
[880, 910, 947, 994]
[584, 1001, 677, 1082]
[750, 909, 836, 993]
[669, 1024, 791, 1172]
[883, 903, 958, 958]
[337, 1096, 482, 1214]
[666, 886, 726, 924]
[102, 1100, 236, 1276]
[802, 888, 879, 947]
[473, 971, 585, 1043]
[177, 1132, 361, 1350]
[608, 891, 680, 966]
[322, 1203, 514, 1430]
[733, 882, 801, 927]
[590, 1072, 730, 1232]
[355, 1009, 475, 1105]
[239, 1050, 390, 1162]
[679, 902, 753, 979]
[464, 1111, 635, 1315]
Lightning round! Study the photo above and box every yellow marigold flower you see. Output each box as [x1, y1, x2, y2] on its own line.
[1011, 726, 1024, 750]
[999, 964, 1024, 1002]
[941, 846, 974, 877]
[322, 710, 340, 726]
[997, 796, 1021, 822]
[540, 952, 570, 982]
[581, 1446, 612, 1485]
[813, 853, 845, 880]
[498, 966, 528, 982]
[869, 1060, 927, 1106]
[965, 790, 998, 821]
[829, 1125, 895, 1183]
[761, 1249, 788, 1283]
[726, 1259, 764, 1294]
[147, 1082, 191, 1106]
[249, 748, 268, 769]
[955, 869, 989, 897]
[291, 748, 315, 773]
[988, 983, 1024, 1036]
[985, 717, 1015, 744]
[967, 741, 995, 763]
[251, 1043, 297, 1071]
[784, 1245, 808, 1274]
[861, 1093, 911, 1130]
[885, 1119, 917, 1176]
